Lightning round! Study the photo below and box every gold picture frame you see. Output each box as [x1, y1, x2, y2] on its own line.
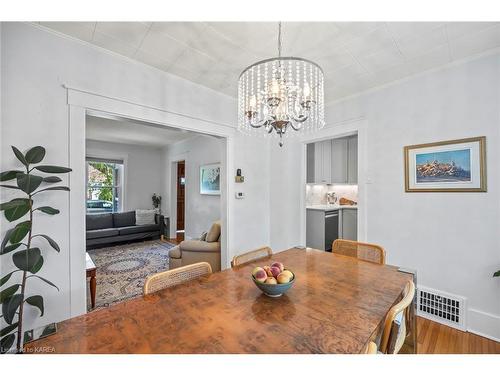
[404, 136, 486, 192]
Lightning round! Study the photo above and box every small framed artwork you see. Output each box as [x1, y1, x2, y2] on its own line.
[200, 163, 221, 195]
[404, 136, 486, 192]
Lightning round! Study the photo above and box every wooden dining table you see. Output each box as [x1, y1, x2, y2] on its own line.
[24, 248, 413, 354]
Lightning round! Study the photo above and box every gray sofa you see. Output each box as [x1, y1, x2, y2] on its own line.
[86, 211, 164, 249]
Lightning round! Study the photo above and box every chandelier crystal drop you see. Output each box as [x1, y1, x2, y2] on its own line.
[238, 22, 325, 147]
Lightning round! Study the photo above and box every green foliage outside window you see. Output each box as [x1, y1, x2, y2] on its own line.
[87, 162, 114, 202]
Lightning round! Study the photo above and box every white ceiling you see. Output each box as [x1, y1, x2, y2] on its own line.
[38, 22, 500, 102]
[86, 115, 197, 147]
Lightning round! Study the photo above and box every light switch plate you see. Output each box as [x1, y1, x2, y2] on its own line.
[235, 192, 245, 199]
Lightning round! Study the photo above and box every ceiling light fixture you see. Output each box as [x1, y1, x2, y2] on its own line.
[238, 22, 325, 147]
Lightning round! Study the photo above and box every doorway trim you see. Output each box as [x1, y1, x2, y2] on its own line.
[67, 87, 234, 318]
[298, 117, 367, 247]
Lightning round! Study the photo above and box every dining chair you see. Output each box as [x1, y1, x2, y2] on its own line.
[231, 246, 273, 267]
[379, 280, 416, 354]
[365, 341, 378, 354]
[332, 239, 386, 265]
[143, 262, 212, 295]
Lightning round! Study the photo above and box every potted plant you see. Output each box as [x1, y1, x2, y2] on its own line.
[0, 146, 71, 353]
[152, 193, 161, 214]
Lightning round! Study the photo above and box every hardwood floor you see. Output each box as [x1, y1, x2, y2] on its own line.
[417, 317, 500, 354]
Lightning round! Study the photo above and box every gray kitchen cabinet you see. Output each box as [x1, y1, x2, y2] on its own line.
[306, 209, 339, 251]
[306, 135, 357, 184]
[306, 143, 315, 183]
[313, 142, 322, 183]
[341, 209, 357, 240]
[331, 137, 348, 183]
[313, 140, 332, 183]
[347, 136, 358, 183]
[321, 140, 332, 183]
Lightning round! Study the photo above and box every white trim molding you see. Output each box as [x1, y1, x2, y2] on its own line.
[467, 308, 500, 342]
[66, 86, 235, 317]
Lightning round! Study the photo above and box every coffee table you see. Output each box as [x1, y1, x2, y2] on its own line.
[86, 253, 96, 309]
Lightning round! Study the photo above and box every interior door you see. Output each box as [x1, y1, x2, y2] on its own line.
[176, 161, 185, 241]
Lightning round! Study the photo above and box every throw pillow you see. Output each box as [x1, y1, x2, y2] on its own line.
[206, 220, 221, 242]
[200, 231, 208, 241]
[135, 209, 156, 225]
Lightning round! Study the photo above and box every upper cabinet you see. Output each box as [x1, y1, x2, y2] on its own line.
[306, 143, 316, 183]
[331, 138, 348, 183]
[347, 136, 358, 184]
[307, 135, 357, 184]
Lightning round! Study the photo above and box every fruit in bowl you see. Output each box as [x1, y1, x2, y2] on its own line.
[277, 273, 291, 284]
[270, 266, 281, 278]
[263, 265, 273, 277]
[252, 267, 268, 283]
[251, 262, 295, 297]
[271, 262, 284, 273]
[265, 277, 278, 284]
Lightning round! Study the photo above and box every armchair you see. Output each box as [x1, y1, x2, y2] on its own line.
[168, 220, 221, 272]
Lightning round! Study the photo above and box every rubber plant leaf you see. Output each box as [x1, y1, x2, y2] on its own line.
[24, 146, 46, 164]
[2, 293, 24, 324]
[16, 173, 43, 194]
[34, 165, 72, 174]
[0, 170, 23, 182]
[9, 221, 31, 244]
[12, 247, 42, 272]
[25, 295, 44, 317]
[11, 146, 28, 167]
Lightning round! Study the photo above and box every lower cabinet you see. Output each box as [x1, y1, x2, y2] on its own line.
[306, 209, 339, 251]
[306, 208, 358, 251]
[340, 209, 357, 241]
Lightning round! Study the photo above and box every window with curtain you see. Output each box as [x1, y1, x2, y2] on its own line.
[86, 157, 124, 214]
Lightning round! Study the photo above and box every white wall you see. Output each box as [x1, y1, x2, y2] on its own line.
[231, 134, 271, 254]
[270, 53, 500, 340]
[161, 135, 222, 239]
[86, 139, 163, 211]
[269, 140, 304, 251]
[1, 23, 270, 333]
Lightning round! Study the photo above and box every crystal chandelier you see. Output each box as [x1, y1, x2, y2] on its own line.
[238, 22, 325, 147]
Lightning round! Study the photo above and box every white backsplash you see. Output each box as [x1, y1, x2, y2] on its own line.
[306, 184, 358, 205]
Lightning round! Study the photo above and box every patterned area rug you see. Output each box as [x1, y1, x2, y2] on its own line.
[87, 240, 174, 311]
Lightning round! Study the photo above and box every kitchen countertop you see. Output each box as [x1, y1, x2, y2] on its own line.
[306, 204, 358, 211]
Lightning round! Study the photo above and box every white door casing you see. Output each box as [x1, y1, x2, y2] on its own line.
[66, 86, 235, 318]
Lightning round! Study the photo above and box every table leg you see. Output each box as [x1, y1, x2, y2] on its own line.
[90, 274, 96, 309]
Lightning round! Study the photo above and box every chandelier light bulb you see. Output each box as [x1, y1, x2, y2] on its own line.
[303, 82, 311, 100]
[270, 79, 280, 96]
[249, 95, 257, 110]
